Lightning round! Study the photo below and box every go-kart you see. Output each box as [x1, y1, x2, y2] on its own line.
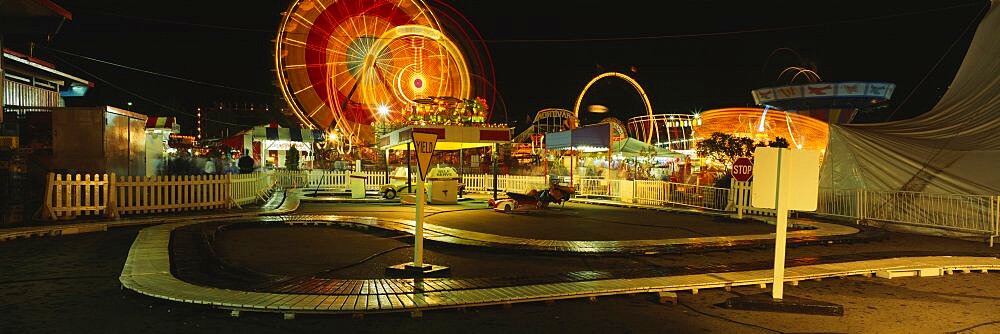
[488, 184, 574, 213]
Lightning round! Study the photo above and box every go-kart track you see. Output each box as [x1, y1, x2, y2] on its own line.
[119, 192, 1000, 318]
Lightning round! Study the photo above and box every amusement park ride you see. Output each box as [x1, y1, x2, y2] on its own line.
[271, 0, 895, 194]
[274, 0, 498, 147]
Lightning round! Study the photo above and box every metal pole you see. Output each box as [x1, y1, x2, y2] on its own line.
[458, 148, 464, 176]
[570, 148, 575, 188]
[543, 148, 548, 183]
[0, 36, 4, 124]
[737, 181, 744, 219]
[772, 149, 787, 300]
[607, 128, 613, 195]
[384, 149, 390, 181]
[406, 143, 412, 191]
[414, 177, 425, 267]
[492, 143, 498, 200]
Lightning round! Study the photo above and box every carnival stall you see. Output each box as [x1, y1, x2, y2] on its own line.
[144, 116, 180, 176]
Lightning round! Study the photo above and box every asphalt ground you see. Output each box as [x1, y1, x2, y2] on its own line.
[3, 197, 1000, 333]
[293, 197, 783, 240]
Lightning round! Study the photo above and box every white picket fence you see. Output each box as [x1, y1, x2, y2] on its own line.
[38, 169, 1000, 245]
[272, 170, 391, 191]
[462, 174, 547, 194]
[41, 173, 115, 220]
[230, 172, 275, 207]
[730, 181, 777, 217]
[41, 172, 275, 220]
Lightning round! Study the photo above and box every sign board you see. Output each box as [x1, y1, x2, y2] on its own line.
[731, 157, 753, 182]
[750, 147, 820, 211]
[412, 132, 438, 181]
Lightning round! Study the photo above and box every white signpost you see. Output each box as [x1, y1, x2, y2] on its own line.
[750, 147, 820, 300]
[411, 132, 437, 269]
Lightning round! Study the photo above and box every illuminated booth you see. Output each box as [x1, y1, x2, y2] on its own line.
[544, 123, 612, 185]
[545, 123, 685, 183]
[144, 116, 180, 176]
[379, 124, 511, 198]
[250, 126, 325, 169]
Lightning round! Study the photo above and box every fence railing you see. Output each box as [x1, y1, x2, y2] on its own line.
[116, 175, 228, 215]
[576, 178, 623, 199]
[632, 180, 730, 211]
[227, 172, 274, 207]
[39, 169, 1000, 245]
[730, 181, 777, 217]
[861, 190, 997, 237]
[41, 173, 115, 220]
[41, 172, 275, 220]
[732, 181, 998, 245]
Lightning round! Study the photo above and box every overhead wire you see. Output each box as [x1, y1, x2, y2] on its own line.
[90, 3, 978, 44]
[39, 45, 277, 97]
[48, 53, 262, 128]
[882, 1, 989, 122]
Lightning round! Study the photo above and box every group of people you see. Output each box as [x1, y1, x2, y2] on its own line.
[202, 150, 257, 175]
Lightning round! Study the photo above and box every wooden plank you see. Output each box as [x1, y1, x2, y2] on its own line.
[338, 295, 359, 312]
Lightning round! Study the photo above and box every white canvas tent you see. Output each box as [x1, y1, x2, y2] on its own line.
[821, 0, 1000, 195]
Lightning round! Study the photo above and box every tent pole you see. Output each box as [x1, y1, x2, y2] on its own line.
[407, 143, 412, 191]
[570, 147, 574, 189]
[492, 143, 498, 200]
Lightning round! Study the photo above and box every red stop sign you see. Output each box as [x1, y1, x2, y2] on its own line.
[731, 157, 753, 182]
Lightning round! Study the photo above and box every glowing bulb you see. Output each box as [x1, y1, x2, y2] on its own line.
[377, 105, 390, 117]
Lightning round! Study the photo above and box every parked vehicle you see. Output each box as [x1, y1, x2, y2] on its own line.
[380, 166, 466, 199]
[488, 184, 574, 213]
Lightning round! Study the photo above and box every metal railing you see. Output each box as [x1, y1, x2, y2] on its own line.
[576, 178, 623, 199]
[862, 190, 997, 237]
[633, 180, 730, 211]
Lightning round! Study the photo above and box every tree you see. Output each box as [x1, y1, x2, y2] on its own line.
[696, 132, 756, 167]
[285, 146, 300, 170]
[769, 136, 790, 148]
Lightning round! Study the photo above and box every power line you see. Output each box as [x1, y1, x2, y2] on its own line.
[482, 2, 981, 43]
[48, 53, 262, 128]
[882, 1, 988, 122]
[95, 11, 275, 33]
[87, 2, 979, 44]
[40, 46, 277, 97]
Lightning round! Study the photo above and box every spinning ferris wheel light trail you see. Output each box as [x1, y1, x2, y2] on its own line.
[274, 0, 497, 145]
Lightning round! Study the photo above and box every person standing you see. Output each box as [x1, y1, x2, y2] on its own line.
[203, 157, 216, 175]
[238, 150, 255, 174]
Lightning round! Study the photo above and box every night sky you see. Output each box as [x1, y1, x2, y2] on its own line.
[29, 0, 990, 135]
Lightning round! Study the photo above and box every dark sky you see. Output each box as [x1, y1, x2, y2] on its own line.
[29, 0, 990, 133]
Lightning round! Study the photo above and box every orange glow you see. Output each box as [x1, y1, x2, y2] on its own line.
[692, 107, 829, 151]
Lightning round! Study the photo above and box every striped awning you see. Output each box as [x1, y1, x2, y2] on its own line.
[252, 127, 324, 143]
[145, 117, 179, 132]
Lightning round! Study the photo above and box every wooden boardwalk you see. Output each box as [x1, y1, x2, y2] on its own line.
[120, 219, 1000, 315]
[0, 223, 108, 241]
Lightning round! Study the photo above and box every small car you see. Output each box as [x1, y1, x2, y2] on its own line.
[380, 166, 466, 199]
[488, 184, 574, 213]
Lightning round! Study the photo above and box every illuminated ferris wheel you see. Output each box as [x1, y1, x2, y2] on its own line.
[275, 0, 494, 143]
